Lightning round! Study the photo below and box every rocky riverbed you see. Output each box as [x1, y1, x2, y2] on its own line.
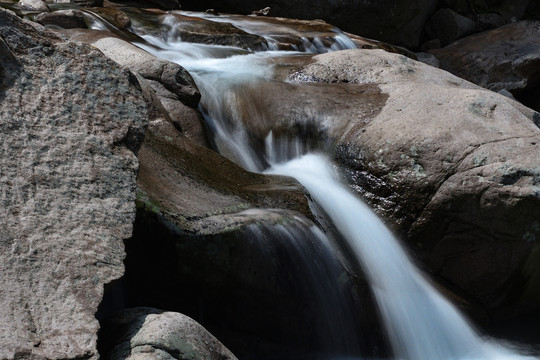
[1, 1, 540, 359]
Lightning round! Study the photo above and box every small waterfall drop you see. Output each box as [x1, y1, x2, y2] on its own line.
[267, 154, 537, 360]
[124, 11, 538, 360]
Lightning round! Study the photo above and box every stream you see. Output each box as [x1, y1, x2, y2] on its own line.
[95, 9, 539, 360]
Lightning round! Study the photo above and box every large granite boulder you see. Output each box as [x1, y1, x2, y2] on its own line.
[0, 8, 147, 360]
[60, 29, 208, 144]
[430, 21, 540, 112]
[222, 48, 540, 324]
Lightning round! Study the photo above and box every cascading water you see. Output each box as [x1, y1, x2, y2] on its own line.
[267, 154, 537, 360]
[117, 11, 537, 360]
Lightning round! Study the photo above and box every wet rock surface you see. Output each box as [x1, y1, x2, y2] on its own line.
[123, 8, 268, 51]
[178, 0, 438, 49]
[284, 49, 540, 322]
[0, 8, 147, 360]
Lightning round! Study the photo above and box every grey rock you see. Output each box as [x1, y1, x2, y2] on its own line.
[426, 8, 477, 45]
[476, 12, 506, 31]
[430, 21, 540, 110]
[63, 31, 201, 108]
[0, 8, 147, 360]
[35, 9, 87, 29]
[415, 52, 440, 67]
[18, 0, 49, 11]
[59, 30, 208, 145]
[100, 308, 238, 360]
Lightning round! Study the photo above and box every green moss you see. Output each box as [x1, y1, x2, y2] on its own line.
[135, 188, 161, 214]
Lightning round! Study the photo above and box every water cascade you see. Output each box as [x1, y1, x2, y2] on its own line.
[100, 11, 538, 360]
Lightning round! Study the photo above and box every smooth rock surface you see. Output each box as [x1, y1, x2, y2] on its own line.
[0, 8, 147, 360]
[100, 308, 238, 360]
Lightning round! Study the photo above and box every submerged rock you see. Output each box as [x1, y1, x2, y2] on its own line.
[0, 8, 147, 360]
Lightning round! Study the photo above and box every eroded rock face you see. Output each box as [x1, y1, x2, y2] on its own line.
[100, 308, 238, 360]
[0, 8, 147, 360]
[430, 21, 540, 111]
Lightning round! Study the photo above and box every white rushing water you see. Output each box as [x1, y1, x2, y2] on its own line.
[268, 154, 537, 360]
[126, 12, 538, 359]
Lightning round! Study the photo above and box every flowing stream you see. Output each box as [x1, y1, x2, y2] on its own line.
[91, 10, 538, 360]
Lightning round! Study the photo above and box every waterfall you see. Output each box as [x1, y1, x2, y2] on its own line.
[124, 11, 538, 359]
[267, 154, 536, 360]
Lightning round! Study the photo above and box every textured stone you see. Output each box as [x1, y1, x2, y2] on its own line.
[0, 8, 147, 360]
[60, 29, 208, 146]
[65, 31, 201, 108]
[100, 308, 238, 360]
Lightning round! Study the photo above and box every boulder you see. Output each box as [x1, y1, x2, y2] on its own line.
[291, 50, 540, 319]
[35, 9, 87, 29]
[476, 12, 506, 31]
[178, 0, 438, 49]
[61, 29, 208, 145]
[18, 0, 49, 11]
[430, 21, 540, 111]
[85, 7, 132, 29]
[425, 8, 476, 45]
[441, 0, 531, 23]
[218, 48, 540, 323]
[99, 308, 238, 360]
[0, 8, 147, 360]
